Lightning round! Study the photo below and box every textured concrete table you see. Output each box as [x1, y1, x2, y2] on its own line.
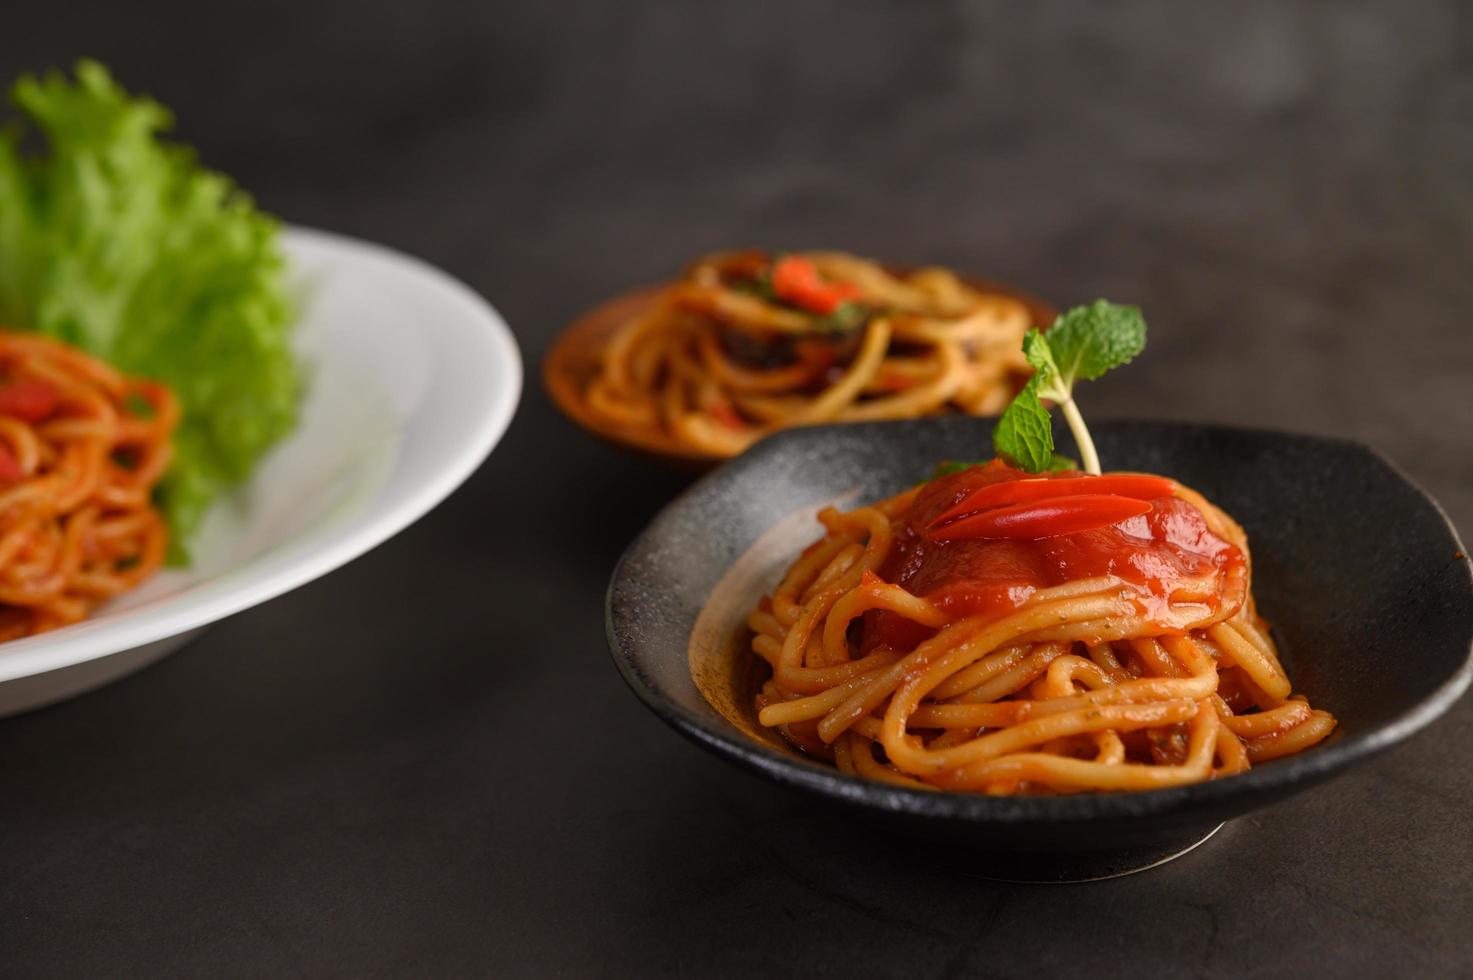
[2, 2, 1469, 975]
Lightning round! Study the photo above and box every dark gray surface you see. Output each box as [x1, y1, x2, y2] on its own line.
[2, 2, 1471, 976]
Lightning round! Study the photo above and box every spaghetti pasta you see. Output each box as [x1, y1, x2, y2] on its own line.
[581, 251, 1040, 457]
[747, 460, 1336, 795]
[0, 331, 177, 641]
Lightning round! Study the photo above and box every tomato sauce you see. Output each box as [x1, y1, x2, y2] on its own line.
[865, 460, 1244, 649]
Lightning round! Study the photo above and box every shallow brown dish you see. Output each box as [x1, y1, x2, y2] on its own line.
[543, 273, 1057, 467]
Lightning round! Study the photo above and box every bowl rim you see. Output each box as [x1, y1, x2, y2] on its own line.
[606, 418, 1473, 822]
[0, 225, 523, 684]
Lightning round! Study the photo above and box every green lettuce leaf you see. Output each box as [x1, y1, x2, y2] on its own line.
[0, 60, 300, 560]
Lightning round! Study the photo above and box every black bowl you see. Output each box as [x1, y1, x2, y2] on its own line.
[606, 418, 1473, 881]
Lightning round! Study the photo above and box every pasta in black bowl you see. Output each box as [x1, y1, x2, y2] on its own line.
[607, 417, 1473, 881]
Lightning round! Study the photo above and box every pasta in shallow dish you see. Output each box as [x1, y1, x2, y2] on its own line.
[578, 250, 1042, 457]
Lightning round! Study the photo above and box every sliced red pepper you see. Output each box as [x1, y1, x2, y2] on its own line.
[0, 445, 22, 483]
[0, 378, 60, 423]
[930, 474, 1175, 530]
[928, 494, 1154, 542]
[770, 256, 861, 315]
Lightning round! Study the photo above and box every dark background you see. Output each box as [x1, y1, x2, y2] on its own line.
[3, 1, 1471, 976]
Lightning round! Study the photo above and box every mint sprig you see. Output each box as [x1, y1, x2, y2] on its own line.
[930, 452, 1076, 482]
[991, 300, 1145, 475]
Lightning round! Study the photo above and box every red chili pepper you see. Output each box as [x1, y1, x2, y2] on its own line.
[0, 378, 60, 423]
[928, 494, 1154, 542]
[930, 474, 1176, 530]
[0, 445, 22, 483]
[770, 256, 861, 315]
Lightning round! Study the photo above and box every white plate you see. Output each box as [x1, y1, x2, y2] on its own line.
[0, 226, 522, 715]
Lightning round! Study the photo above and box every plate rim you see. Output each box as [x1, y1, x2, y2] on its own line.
[0, 224, 522, 683]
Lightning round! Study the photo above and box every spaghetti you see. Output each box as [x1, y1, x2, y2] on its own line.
[583, 251, 1039, 457]
[0, 331, 177, 641]
[747, 460, 1335, 794]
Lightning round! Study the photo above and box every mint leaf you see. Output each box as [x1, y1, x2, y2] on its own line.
[1022, 328, 1059, 381]
[991, 376, 1054, 472]
[1045, 300, 1145, 384]
[1045, 453, 1079, 472]
[928, 451, 1075, 483]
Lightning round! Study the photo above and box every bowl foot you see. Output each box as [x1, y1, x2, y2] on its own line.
[938, 821, 1226, 884]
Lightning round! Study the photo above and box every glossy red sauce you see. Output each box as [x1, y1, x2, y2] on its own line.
[864, 460, 1244, 649]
